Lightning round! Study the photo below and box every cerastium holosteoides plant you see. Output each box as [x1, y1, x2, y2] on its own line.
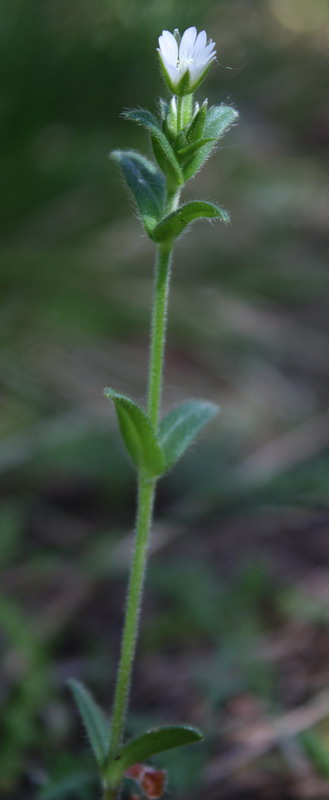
[68, 26, 238, 800]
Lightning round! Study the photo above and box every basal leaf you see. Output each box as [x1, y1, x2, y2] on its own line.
[104, 388, 164, 477]
[110, 150, 165, 236]
[106, 726, 202, 784]
[122, 109, 184, 190]
[152, 201, 230, 243]
[159, 400, 219, 470]
[68, 679, 110, 768]
[184, 104, 238, 180]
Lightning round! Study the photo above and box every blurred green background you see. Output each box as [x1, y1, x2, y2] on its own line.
[1, 1, 329, 798]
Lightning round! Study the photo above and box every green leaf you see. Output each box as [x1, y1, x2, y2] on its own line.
[152, 201, 230, 244]
[106, 726, 202, 783]
[205, 104, 239, 140]
[122, 109, 184, 189]
[110, 150, 165, 237]
[159, 400, 219, 470]
[104, 388, 164, 477]
[68, 679, 110, 768]
[184, 104, 239, 180]
[177, 137, 216, 159]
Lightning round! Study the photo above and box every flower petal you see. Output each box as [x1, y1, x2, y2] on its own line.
[159, 30, 178, 65]
[158, 52, 179, 85]
[200, 42, 215, 62]
[179, 26, 197, 59]
[194, 29, 207, 53]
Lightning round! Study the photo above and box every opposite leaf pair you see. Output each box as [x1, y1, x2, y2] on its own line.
[104, 391, 219, 479]
[68, 680, 202, 796]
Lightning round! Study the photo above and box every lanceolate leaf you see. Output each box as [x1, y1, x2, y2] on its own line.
[205, 104, 239, 141]
[152, 201, 230, 243]
[111, 150, 165, 236]
[159, 400, 219, 470]
[104, 388, 164, 477]
[177, 137, 216, 159]
[106, 726, 202, 783]
[68, 679, 110, 768]
[122, 109, 184, 189]
[184, 104, 238, 180]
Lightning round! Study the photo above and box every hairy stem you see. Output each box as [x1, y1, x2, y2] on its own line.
[105, 242, 174, 798]
[177, 94, 183, 132]
[148, 244, 173, 429]
[105, 475, 155, 797]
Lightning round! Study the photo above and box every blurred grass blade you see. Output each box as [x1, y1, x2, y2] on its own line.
[159, 400, 219, 470]
[301, 729, 329, 778]
[68, 679, 110, 768]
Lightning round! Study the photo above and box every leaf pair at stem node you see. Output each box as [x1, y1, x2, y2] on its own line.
[104, 389, 219, 479]
[111, 102, 238, 243]
[68, 680, 202, 796]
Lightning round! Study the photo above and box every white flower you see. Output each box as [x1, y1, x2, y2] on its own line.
[157, 27, 216, 95]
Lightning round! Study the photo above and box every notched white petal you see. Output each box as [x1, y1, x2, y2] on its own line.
[157, 25, 217, 94]
[179, 26, 197, 59]
[195, 30, 207, 51]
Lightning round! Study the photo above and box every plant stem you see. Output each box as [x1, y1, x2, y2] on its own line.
[106, 476, 155, 789]
[148, 244, 173, 429]
[177, 94, 183, 133]
[105, 242, 174, 798]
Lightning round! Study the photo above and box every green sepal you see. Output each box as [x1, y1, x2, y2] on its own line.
[171, 69, 190, 97]
[122, 109, 184, 190]
[184, 104, 239, 180]
[105, 725, 202, 785]
[186, 99, 208, 143]
[159, 400, 219, 470]
[152, 201, 230, 244]
[110, 150, 165, 237]
[68, 679, 110, 769]
[165, 102, 178, 140]
[104, 388, 164, 477]
[159, 98, 169, 124]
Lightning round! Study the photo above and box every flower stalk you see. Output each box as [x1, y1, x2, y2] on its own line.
[148, 244, 174, 428]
